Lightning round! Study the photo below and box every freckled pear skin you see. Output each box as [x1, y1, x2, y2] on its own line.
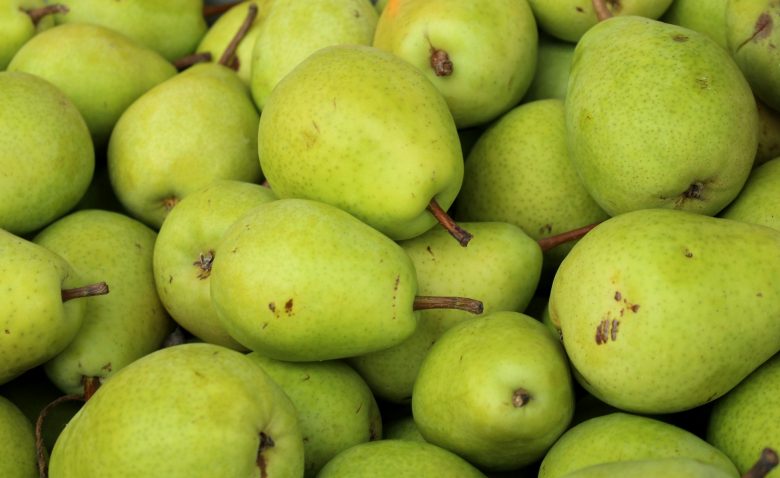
[548, 208, 780, 414]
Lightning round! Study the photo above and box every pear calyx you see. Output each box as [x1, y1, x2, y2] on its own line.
[24, 4, 68, 25]
[256, 432, 275, 478]
[61, 282, 109, 302]
[537, 222, 601, 252]
[430, 48, 453, 77]
[219, 3, 258, 68]
[413, 296, 483, 314]
[427, 199, 473, 247]
[742, 448, 779, 478]
[591, 0, 613, 21]
[512, 388, 532, 408]
[193, 250, 215, 280]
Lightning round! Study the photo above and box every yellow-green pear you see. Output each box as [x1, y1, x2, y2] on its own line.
[154, 180, 276, 350]
[757, 99, 780, 167]
[720, 157, 780, 231]
[33, 209, 173, 395]
[559, 457, 737, 478]
[566, 16, 758, 216]
[249, 0, 378, 110]
[0, 395, 36, 478]
[522, 33, 575, 102]
[549, 208, 780, 413]
[661, 0, 729, 48]
[708, 353, 780, 477]
[373, 0, 537, 128]
[0, 0, 57, 70]
[0, 71, 94, 235]
[538, 412, 739, 478]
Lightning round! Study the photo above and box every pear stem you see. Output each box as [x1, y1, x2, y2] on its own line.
[35, 394, 87, 478]
[219, 3, 258, 68]
[203, 0, 244, 17]
[592, 0, 613, 21]
[24, 4, 68, 25]
[172, 51, 213, 71]
[742, 448, 779, 478]
[61, 282, 109, 302]
[537, 222, 601, 252]
[82, 376, 101, 400]
[413, 296, 483, 314]
[427, 199, 473, 247]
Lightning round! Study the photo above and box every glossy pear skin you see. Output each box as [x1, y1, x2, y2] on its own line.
[549, 209, 780, 413]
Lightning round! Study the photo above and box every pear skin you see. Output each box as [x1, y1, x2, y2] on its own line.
[720, 157, 780, 231]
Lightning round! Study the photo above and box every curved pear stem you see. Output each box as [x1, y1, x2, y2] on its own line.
[203, 0, 244, 17]
[742, 448, 779, 478]
[35, 394, 87, 478]
[61, 282, 109, 302]
[172, 51, 213, 71]
[82, 376, 101, 400]
[592, 0, 613, 21]
[413, 296, 483, 314]
[219, 3, 258, 68]
[537, 222, 601, 252]
[427, 199, 473, 247]
[24, 4, 68, 25]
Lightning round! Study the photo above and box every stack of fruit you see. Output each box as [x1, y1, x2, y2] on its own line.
[1, 0, 779, 477]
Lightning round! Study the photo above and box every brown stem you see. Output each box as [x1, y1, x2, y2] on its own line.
[430, 49, 453, 77]
[172, 51, 213, 71]
[24, 4, 68, 25]
[537, 222, 601, 252]
[82, 376, 101, 400]
[742, 448, 779, 478]
[427, 199, 473, 247]
[413, 296, 483, 314]
[592, 0, 613, 21]
[61, 282, 109, 302]
[219, 3, 258, 68]
[36, 394, 87, 478]
[203, 0, 244, 17]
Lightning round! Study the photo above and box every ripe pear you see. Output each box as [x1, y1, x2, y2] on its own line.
[383, 415, 426, 442]
[53, 0, 207, 61]
[210, 198, 420, 361]
[661, 0, 729, 48]
[708, 353, 780, 477]
[538, 412, 739, 478]
[549, 208, 780, 413]
[247, 353, 382, 477]
[108, 62, 262, 228]
[0, 71, 94, 235]
[412, 311, 575, 471]
[317, 439, 487, 478]
[257, 44, 464, 242]
[249, 0, 378, 110]
[566, 16, 758, 216]
[8, 23, 177, 147]
[48, 343, 305, 477]
[33, 209, 173, 395]
[154, 180, 276, 350]
[523, 33, 575, 102]
[720, 157, 780, 231]
[373, 0, 538, 128]
[0, 0, 57, 69]
[757, 99, 780, 167]
[0, 395, 36, 478]
[558, 457, 736, 478]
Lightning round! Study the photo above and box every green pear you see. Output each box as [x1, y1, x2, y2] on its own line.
[527, 0, 674, 42]
[8, 22, 177, 147]
[349, 221, 542, 403]
[210, 198, 420, 361]
[250, 0, 378, 111]
[548, 208, 780, 413]
[757, 99, 780, 167]
[373, 0, 537, 128]
[48, 343, 305, 477]
[412, 311, 575, 471]
[0, 71, 94, 235]
[522, 33, 575, 102]
[559, 457, 736, 478]
[566, 16, 758, 217]
[661, 0, 729, 49]
[257, 44, 465, 242]
[726, 0, 780, 112]
[108, 62, 262, 228]
[154, 180, 276, 350]
[53, 0, 207, 62]
[0, 395, 37, 478]
[538, 412, 739, 478]
[383, 415, 426, 442]
[708, 353, 780, 477]
[247, 353, 381, 477]
[720, 157, 780, 231]
[317, 439, 487, 478]
[33, 209, 173, 395]
[0, 0, 57, 70]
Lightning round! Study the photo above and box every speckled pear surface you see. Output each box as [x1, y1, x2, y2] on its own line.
[720, 157, 780, 231]
[559, 457, 736, 478]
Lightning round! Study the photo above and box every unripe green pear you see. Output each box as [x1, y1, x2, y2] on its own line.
[523, 33, 575, 102]
[0, 395, 37, 478]
[661, 0, 729, 48]
[757, 100, 780, 167]
[0, 0, 57, 69]
[720, 157, 780, 231]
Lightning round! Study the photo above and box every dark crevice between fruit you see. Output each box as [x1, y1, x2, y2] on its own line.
[24, 4, 68, 25]
[742, 447, 779, 478]
[36, 388, 95, 478]
[413, 296, 483, 314]
[256, 432, 275, 478]
[512, 388, 531, 407]
[427, 199, 473, 247]
[430, 48, 453, 77]
[61, 282, 109, 302]
[203, 0, 244, 18]
[194, 250, 215, 279]
[219, 3, 258, 68]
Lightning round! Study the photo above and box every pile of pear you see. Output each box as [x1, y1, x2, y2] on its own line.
[1, 0, 780, 477]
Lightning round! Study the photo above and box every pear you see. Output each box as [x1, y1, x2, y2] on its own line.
[0, 71, 94, 235]
[33, 209, 173, 395]
[372, 0, 537, 128]
[522, 33, 575, 102]
[548, 208, 780, 413]
[565, 16, 758, 216]
[538, 412, 739, 478]
[257, 44, 466, 243]
[383, 415, 426, 442]
[249, 0, 378, 111]
[8, 22, 177, 147]
[53, 0, 207, 62]
[559, 457, 737, 478]
[661, 0, 729, 49]
[48, 343, 305, 477]
[757, 99, 780, 167]
[412, 311, 575, 471]
[708, 353, 780, 477]
[153, 180, 276, 350]
[317, 439, 487, 478]
[0, 0, 59, 69]
[247, 353, 381, 477]
[108, 61, 262, 228]
[0, 395, 37, 478]
[720, 157, 780, 231]
[349, 221, 542, 403]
